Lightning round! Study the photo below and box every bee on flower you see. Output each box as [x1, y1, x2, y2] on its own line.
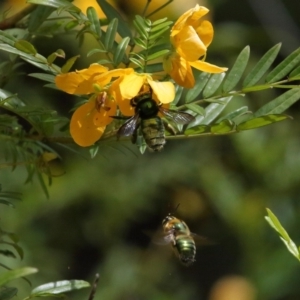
[163, 5, 228, 88]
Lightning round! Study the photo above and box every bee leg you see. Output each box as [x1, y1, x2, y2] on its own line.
[163, 119, 177, 135]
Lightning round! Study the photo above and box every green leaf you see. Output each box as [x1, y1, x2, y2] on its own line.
[31, 280, 90, 296]
[0, 287, 18, 300]
[151, 21, 173, 33]
[87, 7, 102, 39]
[146, 50, 169, 61]
[28, 5, 55, 32]
[96, 0, 132, 39]
[134, 37, 147, 49]
[27, 0, 76, 9]
[184, 125, 209, 135]
[133, 19, 148, 40]
[47, 49, 65, 64]
[114, 37, 130, 65]
[243, 43, 281, 87]
[185, 72, 210, 103]
[0, 200, 14, 207]
[237, 114, 289, 130]
[223, 46, 250, 92]
[129, 57, 144, 69]
[203, 73, 226, 98]
[61, 55, 80, 73]
[187, 96, 232, 128]
[217, 106, 250, 123]
[104, 18, 118, 51]
[14, 40, 37, 55]
[289, 64, 300, 78]
[254, 88, 300, 117]
[265, 208, 300, 260]
[210, 120, 235, 133]
[28, 73, 56, 83]
[87, 48, 107, 57]
[0, 30, 17, 45]
[0, 250, 16, 258]
[0, 267, 38, 287]
[266, 47, 300, 83]
[64, 20, 79, 31]
[185, 103, 205, 116]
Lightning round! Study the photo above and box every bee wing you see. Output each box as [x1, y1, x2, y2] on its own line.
[159, 107, 195, 124]
[191, 233, 215, 245]
[117, 114, 140, 138]
[150, 230, 176, 246]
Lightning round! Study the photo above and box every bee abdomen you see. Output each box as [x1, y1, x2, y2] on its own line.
[175, 237, 196, 266]
[141, 117, 165, 151]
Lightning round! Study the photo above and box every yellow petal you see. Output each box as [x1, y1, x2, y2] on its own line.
[196, 20, 214, 47]
[119, 73, 146, 99]
[70, 101, 105, 147]
[147, 80, 175, 104]
[189, 60, 228, 73]
[164, 54, 195, 88]
[109, 77, 134, 116]
[172, 5, 209, 33]
[172, 25, 207, 61]
[55, 64, 109, 94]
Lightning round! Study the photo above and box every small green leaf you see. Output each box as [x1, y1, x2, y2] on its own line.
[265, 208, 290, 240]
[28, 5, 55, 32]
[0, 267, 38, 287]
[28, 73, 55, 83]
[114, 37, 130, 65]
[47, 49, 65, 64]
[185, 72, 210, 103]
[61, 55, 80, 74]
[31, 280, 90, 296]
[266, 47, 300, 83]
[27, 0, 77, 9]
[223, 46, 250, 92]
[217, 106, 250, 123]
[0, 200, 15, 207]
[87, 7, 102, 39]
[147, 50, 169, 61]
[133, 19, 148, 40]
[265, 208, 300, 260]
[185, 103, 205, 116]
[0, 287, 18, 300]
[203, 73, 226, 98]
[64, 20, 78, 31]
[104, 18, 118, 51]
[87, 48, 107, 57]
[14, 40, 37, 55]
[184, 125, 209, 135]
[129, 57, 144, 69]
[289, 64, 300, 78]
[237, 114, 289, 130]
[96, 0, 132, 39]
[201, 96, 232, 125]
[243, 43, 281, 87]
[151, 21, 173, 33]
[254, 88, 300, 117]
[134, 37, 147, 49]
[211, 120, 235, 133]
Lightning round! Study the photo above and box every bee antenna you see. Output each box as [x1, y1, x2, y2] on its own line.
[172, 203, 180, 215]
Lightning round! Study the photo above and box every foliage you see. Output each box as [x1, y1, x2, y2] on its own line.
[265, 208, 300, 262]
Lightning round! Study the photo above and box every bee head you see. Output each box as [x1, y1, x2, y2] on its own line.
[162, 214, 175, 225]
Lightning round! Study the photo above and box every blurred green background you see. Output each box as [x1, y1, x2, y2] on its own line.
[1, 0, 300, 299]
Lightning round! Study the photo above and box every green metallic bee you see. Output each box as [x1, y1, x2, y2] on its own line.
[117, 89, 194, 151]
[162, 214, 197, 266]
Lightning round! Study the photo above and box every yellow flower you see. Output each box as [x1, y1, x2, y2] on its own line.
[164, 5, 228, 88]
[55, 64, 133, 146]
[111, 72, 175, 116]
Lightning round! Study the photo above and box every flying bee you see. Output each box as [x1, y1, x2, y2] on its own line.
[162, 214, 197, 266]
[116, 88, 195, 151]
